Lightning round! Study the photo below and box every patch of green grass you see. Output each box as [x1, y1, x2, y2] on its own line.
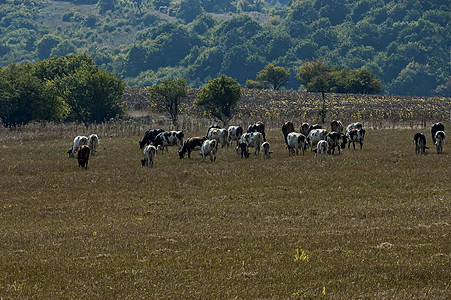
[0, 127, 449, 298]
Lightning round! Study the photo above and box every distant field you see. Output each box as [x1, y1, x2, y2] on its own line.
[0, 126, 449, 298]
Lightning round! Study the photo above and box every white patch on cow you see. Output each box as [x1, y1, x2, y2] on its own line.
[207, 128, 228, 148]
[87, 134, 99, 156]
[68, 135, 88, 157]
[316, 140, 329, 159]
[201, 139, 218, 163]
[143, 145, 157, 168]
[286, 132, 306, 156]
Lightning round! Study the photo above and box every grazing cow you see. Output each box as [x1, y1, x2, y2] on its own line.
[239, 142, 250, 159]
[431, 122, 445, 144]
[286, 132, 307, 156]
[434, 131, 446, 154]
[308, 124, 322, 135]
[346, 128, 365, 149]
[68, 135, 88, 157]
[413, 132, 428, 154]
[247, 121, 266, 142]
[141, 145, 157, 168]
[330, 120, 344, 135]
[238, 132, 263, 155]
[326, 131, 342, 154]
[316, 140, 329, 159]
[261, 142, 272, 159]
[207, 128, 228, 148]
[207, 124, 221, 136]
[77, 145, 90, 169]
[139, 128, 164, 149]
[346, 122, 363, 132]
[227, 125, 243, 147]
[300, 122, 310, 136]
[282, 121, 295, 146]
[87, 134, 99, 156]
[179, 136, 207, 159]
[307, 129, 328, 151]
[201, 139, 218, 163]
[153, 131, 184, 153]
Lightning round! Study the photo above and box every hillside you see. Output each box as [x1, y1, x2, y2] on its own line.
[0, 0, 450, 96]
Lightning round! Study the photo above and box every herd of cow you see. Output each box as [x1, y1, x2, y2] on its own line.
[67, 120, 446, 169]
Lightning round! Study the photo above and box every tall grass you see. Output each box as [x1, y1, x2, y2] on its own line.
[0, 125, 449, 298]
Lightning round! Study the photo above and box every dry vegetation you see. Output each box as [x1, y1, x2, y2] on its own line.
[0, 120, 450, 298]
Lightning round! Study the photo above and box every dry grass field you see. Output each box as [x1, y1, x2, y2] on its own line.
[0, 124, 450, 298]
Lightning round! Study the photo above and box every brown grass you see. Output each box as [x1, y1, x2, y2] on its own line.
[0, 125, 450, 298]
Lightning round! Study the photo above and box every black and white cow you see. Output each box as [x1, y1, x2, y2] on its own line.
[286, 132, 307, 156]
[261, 142, 272, 159]
[346, 128, 365, 149]
[238, 132, 263, 155]
[325, 131, 342, 154]
[308, 124, 322, 135]
[434, 131, 446, 154]
[153, 131, 184, 153]
[207, 128, 228, 148]
[201, 139, 218, 163]
[207, 124, 221, 136]
[227, 125, 244, 147]
[247, 121, 266, 142]
[179, 136, 207, 159]
[139, 128, 164, 149]
[307, 129, 328, 151]
[413, 132, 428, 154]
[316, 140, 329, 159]
[141, 145, 157, 168]
[431, 122, 444, 144]
[346, 122, 363, 132]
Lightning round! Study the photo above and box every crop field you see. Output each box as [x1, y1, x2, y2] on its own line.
[0, 122, 449, 298]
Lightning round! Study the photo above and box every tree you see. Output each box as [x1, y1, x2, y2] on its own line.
[148, 78, 189, 128]
[194, 75, 241, 125]
[256, 64, 290, 90]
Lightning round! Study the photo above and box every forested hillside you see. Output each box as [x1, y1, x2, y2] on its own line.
[1, 0, 449, 96]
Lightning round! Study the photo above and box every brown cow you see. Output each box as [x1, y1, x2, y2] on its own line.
[300, 123, 310, 136]
[282, 121, 295, 146]
[77, 145, 90, 169]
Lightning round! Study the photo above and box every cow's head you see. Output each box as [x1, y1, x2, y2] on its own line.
[141, 158, 146, 167]
[139, 140, 146, 149]
[178, 150, 185, 159]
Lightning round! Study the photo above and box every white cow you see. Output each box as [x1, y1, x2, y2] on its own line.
[227, 126, 243, 147]
[87, 134, 99, 156]
[237, 132, 263, 155]
[261, 142, 271, 159]
[316, 140, 329, 159]
[201, 139, 218, 163]
[434, 131, 446, 154]
[67, 135, 88, 157]
[141, 145, 157, 168]
[207, 128, 228, 148]
[307, 129, 328, 152]
[286, 132, 307, 156]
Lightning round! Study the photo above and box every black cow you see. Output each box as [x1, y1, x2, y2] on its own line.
[247, 121, 266, 142]
[282, 121, 295, 146]
[431, 122, 444, 144]
[77, 145, 90, 169]
[179, 136, 207, 159]
[413, 132, 428, 154]
[139, 128, 164, 149]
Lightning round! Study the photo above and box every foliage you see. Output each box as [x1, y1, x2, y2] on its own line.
[194, 75, 241, 124]
[148, 78, 189, 128]
[255, 64, 290, 90]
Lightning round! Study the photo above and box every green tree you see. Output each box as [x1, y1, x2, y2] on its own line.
[148, 78, 189, 128]
[194, 75, 241, 125]
[36, 34, 61, 60]
[256, 64, 290, 90]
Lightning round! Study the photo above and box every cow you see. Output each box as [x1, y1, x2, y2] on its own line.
[346, 122, 363, 132]
[227, 125, 243, 147]
[330, 120, 344, 135]
[179, 137, 207, 159]
[207, 128, 228, 148]
[207, 124, 221, 136]
[325, 131, 342, 154]
[307, 129, 328, 152]
[153, 131, 184, 153]
[300, 122, 310, 136]
[261, 142, 272, 159]
[434, 131, 446, 154]
[316, 140, 329, 159]
[308, 124, 322, 135]
[346, 128, 365, 149]
[141, 145, 157, 167]
[201, 139, 218, 163]
[67, 135, 88, 157]
[238, 132, 263, 155]
[413, 132, 428, 154]
[87, 134, 99, 156]
[247, 121, 266, 142]
[239, 142, 250, 159]
[282, 121, 295, 146]
[431, 122, 444, 144]
[77, 145, 90, 169]
[286, 132, 307, 156]
[139, 128, 164, 149]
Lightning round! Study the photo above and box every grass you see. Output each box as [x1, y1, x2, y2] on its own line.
[0, 125, 450, 298]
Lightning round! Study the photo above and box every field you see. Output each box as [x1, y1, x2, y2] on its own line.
[0, 122, 450, 298]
